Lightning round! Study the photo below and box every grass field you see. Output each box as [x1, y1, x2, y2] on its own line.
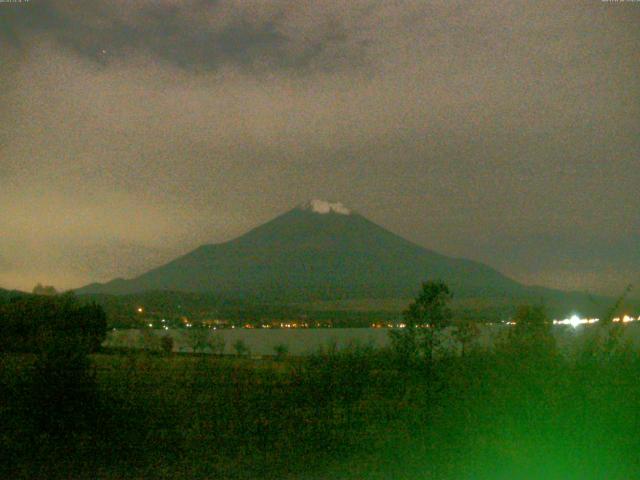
[2, 329, 640, 479]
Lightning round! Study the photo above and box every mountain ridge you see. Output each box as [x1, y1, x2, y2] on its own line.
[75, 201, 526, 300]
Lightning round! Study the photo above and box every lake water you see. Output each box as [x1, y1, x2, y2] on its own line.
[106, 328, 392, 356]
[104, 323, 640, 356]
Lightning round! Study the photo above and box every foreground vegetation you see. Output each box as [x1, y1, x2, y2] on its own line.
[1, 285, 639, 479]
[1, 334, 639, 478]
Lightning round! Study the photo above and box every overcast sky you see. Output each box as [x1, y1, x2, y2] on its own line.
[1, 0, 639, 297]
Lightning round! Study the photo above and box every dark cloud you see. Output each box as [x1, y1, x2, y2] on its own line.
[0, 1, 638, 297]
[3, 0, 372, 72]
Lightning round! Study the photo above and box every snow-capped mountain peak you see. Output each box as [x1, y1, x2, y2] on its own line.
[299, 199, 351, 215]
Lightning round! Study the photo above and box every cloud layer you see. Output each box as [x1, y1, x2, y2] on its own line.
[1, 0, 639, 296]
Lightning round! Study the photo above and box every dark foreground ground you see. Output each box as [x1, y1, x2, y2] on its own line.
[1, 332, 640, 480]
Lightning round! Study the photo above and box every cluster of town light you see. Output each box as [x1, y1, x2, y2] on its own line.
[552, 314, 639, 328]
[553, 315, 599, 328]
[377, 317, 640, 329]
[135, 306, 638, 330]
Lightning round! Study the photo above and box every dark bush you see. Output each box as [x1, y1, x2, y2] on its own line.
[0, 293, 107, 354]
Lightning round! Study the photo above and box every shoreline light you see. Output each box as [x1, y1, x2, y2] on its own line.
[552, 315, 600, 327]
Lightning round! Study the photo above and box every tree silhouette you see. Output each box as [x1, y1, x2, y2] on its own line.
[502, 304, 556, 358]
[453, 319, 480, 356]
[403, 280, 453, 330]
[0, 293, 108, 434]
[0, 293, 106, 354]
[390, 280, 453, 364]
[32, 283, 58, 296]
